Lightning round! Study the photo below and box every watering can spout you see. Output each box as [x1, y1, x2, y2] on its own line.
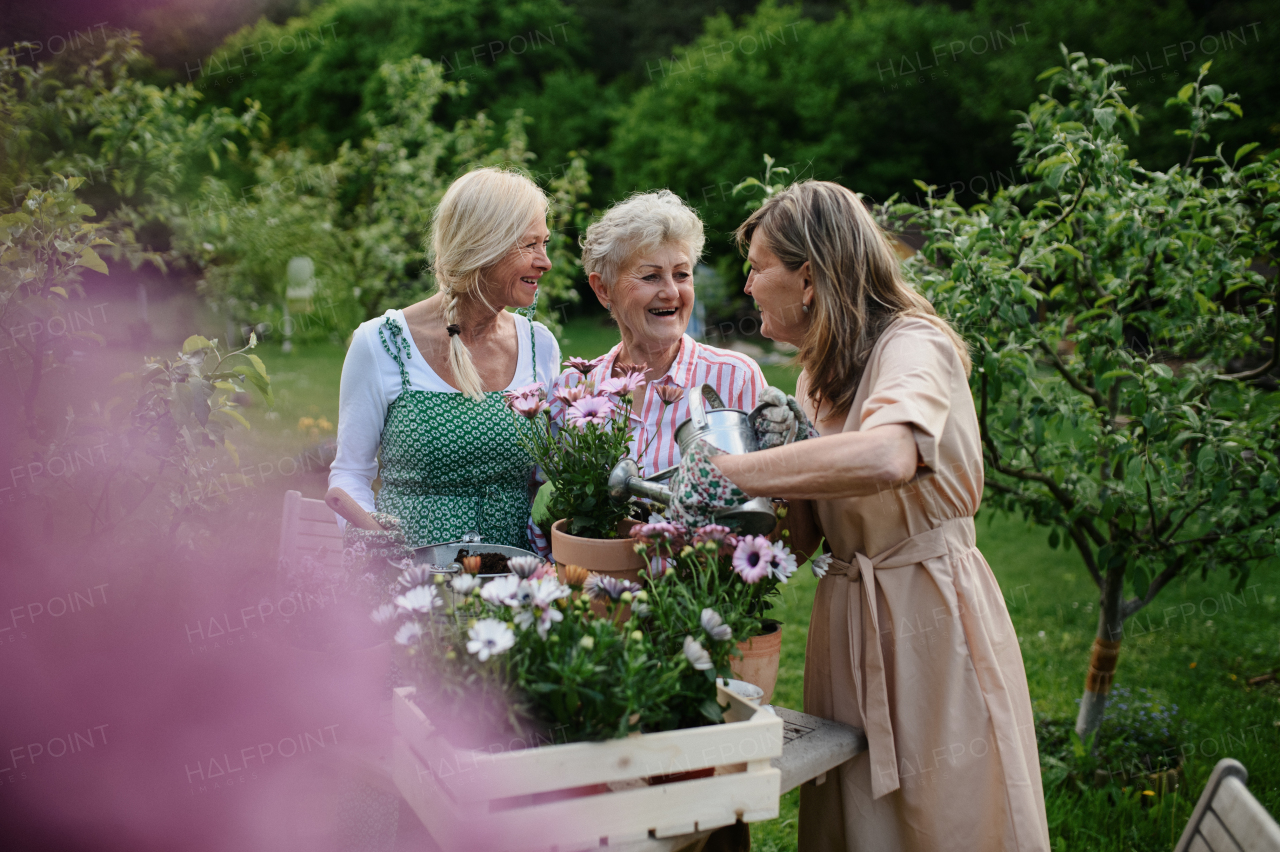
[608, 458, 672, 505]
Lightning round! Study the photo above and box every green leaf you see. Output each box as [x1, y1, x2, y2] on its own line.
[183, 335, 213, 354]
[246, 353, 269, 381]
[1199, 60, 1213, 76]
[1044, 163, 1070, 190]
[215, 408, 251, 430]
[1224, 102, 1243, 118]
[1201, 84, 1223, 105]
[76, 246, 109, 275]
[699, 698, 724, 723]
[1091, 108, 1116, 135]
[1234, 142, 1260, 165]
[1036, 66, 1063, 82]
[1177, 83, 1195, 103]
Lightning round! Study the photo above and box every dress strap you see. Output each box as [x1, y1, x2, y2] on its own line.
[520, 291, 540, 384]
[377, 316, 412, 394]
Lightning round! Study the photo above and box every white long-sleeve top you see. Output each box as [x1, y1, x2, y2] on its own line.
[328, 309, 562, 517]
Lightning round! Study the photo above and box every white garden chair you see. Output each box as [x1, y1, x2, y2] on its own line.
[277, 489, 345, 580]
[1175, 758, 1280, 852]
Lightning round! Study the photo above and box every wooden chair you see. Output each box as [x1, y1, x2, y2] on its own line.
[278, 489, 345, 581]
[1175, 758, 1280, 852]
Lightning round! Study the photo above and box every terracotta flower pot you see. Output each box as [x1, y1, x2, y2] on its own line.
[550, 519, 644, 581]
[731, 622, 782, 704]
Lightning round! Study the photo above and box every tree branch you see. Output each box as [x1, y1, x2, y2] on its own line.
[1066, 523, 1103, 590]
[1217, 296, 1278, 381]
[1037, 339, 1106, 409]
[1123, 556, 1184, 618]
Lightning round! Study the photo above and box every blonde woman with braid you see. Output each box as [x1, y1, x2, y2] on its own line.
[330, 168, 561, 555]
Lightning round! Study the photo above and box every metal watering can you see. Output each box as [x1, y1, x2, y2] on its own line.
[606, 384, 795, 535]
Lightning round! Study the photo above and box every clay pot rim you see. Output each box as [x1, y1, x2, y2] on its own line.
[550, 517, 639, 541]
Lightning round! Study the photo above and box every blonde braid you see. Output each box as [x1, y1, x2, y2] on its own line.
[441, 283, 486, 401]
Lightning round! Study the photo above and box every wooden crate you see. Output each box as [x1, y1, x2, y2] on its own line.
[392, 685, 783, 851]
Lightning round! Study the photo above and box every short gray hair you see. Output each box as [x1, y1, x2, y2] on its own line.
[581, 190, 705, 288]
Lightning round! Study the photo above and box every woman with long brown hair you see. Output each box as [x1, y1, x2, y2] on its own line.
[667, 180, 1050, 851]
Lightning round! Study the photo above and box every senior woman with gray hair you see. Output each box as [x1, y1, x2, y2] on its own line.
[547, 190, 769, 484]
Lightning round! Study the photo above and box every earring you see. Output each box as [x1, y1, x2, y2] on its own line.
[802, 304, 809, 314]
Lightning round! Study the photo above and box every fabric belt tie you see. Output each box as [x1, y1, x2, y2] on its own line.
[824, 520, 958, 799]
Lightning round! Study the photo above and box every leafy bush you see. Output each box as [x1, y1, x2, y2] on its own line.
[890, 50, 1279, 738]
[176, 53, 590, 339]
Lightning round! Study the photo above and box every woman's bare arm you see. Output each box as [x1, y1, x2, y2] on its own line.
[713, 423, 919, 501]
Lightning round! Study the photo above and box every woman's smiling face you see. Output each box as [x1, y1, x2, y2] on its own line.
[743, 231, 810, 345]
[483, 219, 552, 308]
[594, 243, 694, 356]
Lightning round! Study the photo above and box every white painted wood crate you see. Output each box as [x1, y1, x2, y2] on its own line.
[391, 684, 783, 851]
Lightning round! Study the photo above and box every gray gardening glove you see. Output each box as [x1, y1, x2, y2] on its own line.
[752, 386, 819, 450]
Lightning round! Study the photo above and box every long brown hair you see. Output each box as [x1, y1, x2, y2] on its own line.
[735, 180, 970, 419]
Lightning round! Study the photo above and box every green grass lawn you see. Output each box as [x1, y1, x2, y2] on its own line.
[243, 317, 1278, 851]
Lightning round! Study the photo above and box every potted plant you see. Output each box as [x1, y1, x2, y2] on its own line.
[504, 356, 652, 579]
[629, 521, 818, 704]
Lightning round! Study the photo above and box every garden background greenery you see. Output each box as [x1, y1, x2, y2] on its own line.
[2, 1, 1278, 850]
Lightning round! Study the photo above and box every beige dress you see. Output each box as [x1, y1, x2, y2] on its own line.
[796, 317, 1050, 852]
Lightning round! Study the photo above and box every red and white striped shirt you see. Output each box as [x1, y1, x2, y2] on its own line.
[548, 335, 768, 477]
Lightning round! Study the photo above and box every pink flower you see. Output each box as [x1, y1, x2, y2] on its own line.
[731, 535, 774, 584]
[599, 372, 646, 398]
[632, 521, 687, 545]
[552, 383, 588, 405]
[566, 395, 616, 428]
[693, 524, 737, 547]
[510, 396, 550, 418]
[564, 355, 607, 375]
[503, 382, 545, 403]
[652, 384, 683, 405]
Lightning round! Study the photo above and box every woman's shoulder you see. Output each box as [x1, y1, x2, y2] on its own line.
[690, 338, 765, 377]
[872, 314, 967, 377]
[351, 309, 402, 342]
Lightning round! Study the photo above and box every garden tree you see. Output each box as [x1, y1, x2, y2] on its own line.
[0, 35, 263, 437]
[194, 0, 607, 170]
[0, 38, 272, 545]
[176, 54, 590, 338]
[608, 0, 1275, 298]
[891, 51, 1280, 740]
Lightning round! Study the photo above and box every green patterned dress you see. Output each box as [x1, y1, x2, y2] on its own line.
[374, 317, 537, 550]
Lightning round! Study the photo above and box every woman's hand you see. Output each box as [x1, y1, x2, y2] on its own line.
[342, 512, 413, 574]
[667, 440, 751, 529]
[752, 387, 819, 449]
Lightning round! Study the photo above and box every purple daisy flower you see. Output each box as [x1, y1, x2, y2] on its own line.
[566, 395, 616, 428]
[731, 535, 774, 584]
[584, 574, 642, 601]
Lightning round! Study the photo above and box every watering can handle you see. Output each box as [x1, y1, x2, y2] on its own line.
[685, 384, 725, 430]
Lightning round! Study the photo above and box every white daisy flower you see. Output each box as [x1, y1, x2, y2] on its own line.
[394, 585, 441, 614]
[480, 575, 520, 607]
[810, 552, 833, 579]
[450, 574, 481, 595]
[394, 621, 424, 646]
[700, 608, 733, 642]
[467, 619, 515, 661]
[683, 635, 713, 671]
[369, 603, 398, 626]
[769, 541, 797, 582]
